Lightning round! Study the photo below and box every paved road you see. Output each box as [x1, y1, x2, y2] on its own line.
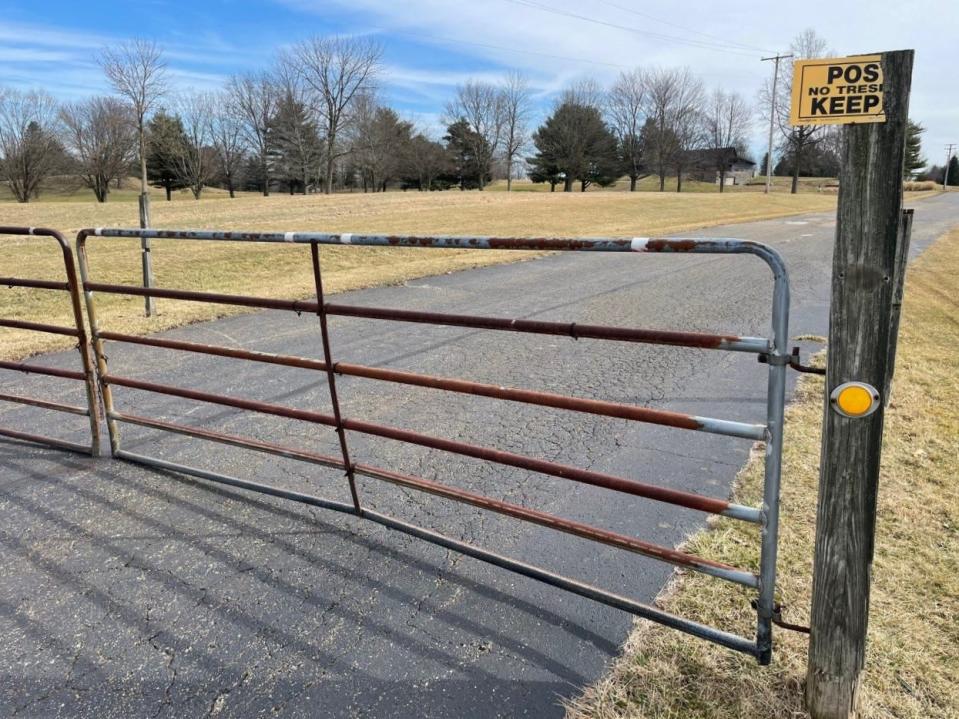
[1, 193, 956, 718]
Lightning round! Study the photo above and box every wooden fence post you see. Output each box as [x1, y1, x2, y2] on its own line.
[884, 208, 914, 405]
[805, 49, 914, 719]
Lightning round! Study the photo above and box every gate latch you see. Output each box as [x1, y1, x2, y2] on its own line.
[752, 600, 811, 634]
[759, 347, 826, 375]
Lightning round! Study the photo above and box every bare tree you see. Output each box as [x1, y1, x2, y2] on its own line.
[608, 68, 646, 191]
[643, 68, 680, 191]
[208, 91, 246, 198]
[669, 70, 705, 192]
[99, 39, 167, 212]
[60, 97, 136, 202]
[445, 80, 504, 190]
[703, 88, 752, 192]
[560, 78, 605, 110]
[758, 28, 829, 193]
[348, 92, 414, 192]
[0, 88, 61, 202]
[403, 131, 450, 191]
[642, 67, 705, 192]
[227, 73, 278, 196]
[499, 72, 532, 191]
[100, 38, 167, 315]
[174, 93, 217, 199]
[288, 35, 382, 194]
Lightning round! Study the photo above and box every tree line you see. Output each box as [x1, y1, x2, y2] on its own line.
[0, 29, 931, 202]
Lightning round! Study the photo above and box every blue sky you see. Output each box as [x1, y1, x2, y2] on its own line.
[1, 0, 956, 164]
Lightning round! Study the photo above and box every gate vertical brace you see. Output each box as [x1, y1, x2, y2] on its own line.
[311, 242, 362, 514]
[755, 249, 790, 665]
[806, 49, 914, 719]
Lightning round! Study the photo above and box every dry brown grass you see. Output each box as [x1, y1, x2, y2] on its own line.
[1, 191, 838, 360]
[568, 227, 959, 718]
[902, 181, 940, 192]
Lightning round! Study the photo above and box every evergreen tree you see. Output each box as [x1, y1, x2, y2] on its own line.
[443, 119, 491, 190]
[351, 99, 414, 192]
[267, 93, 322, 194]
[528, 102, 620, 192]
[146, 110, 189, 200]
[948, 155, 959, 187]
[903, 120, 926, 179]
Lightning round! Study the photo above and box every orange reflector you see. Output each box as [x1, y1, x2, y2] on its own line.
[830, 381, 880, 418]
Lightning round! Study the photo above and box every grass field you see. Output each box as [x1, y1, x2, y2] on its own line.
[568, 227, 959, 718]
[0, 190, 845, 361]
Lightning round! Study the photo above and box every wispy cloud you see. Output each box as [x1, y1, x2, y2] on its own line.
[1, 2, 956, 155]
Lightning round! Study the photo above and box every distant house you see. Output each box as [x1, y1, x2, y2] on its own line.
[684, 147, 757, 186]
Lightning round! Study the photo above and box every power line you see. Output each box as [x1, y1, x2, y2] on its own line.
[593, 0, 774, 54]
[500, 0, 761, 58]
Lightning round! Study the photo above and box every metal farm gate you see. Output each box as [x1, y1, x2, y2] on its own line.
[7, 225, 792, 663]
[0, 227, 100, 454]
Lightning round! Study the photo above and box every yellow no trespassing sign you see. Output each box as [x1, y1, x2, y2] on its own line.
[790, 54, 885, 126]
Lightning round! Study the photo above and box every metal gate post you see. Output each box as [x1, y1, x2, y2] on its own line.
[75, 229, 122, 456]
[755, 248, 791, 665]
[0, 227, 101, 455]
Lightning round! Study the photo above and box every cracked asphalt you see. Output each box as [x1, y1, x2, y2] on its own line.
[1, 193, 956, 718]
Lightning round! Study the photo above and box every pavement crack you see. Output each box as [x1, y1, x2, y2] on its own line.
[207, 670, 251, 716]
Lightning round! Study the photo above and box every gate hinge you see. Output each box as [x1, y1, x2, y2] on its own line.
[758, 347, 826, 375]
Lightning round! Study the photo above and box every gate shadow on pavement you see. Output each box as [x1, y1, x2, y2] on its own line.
[0, 443, 620, 717]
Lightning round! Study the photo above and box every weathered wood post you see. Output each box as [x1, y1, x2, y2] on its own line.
[805, 49, 914, 718]
[884, 208, 914, 405]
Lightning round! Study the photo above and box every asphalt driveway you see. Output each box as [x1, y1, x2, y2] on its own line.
[1, 193, 956, 718]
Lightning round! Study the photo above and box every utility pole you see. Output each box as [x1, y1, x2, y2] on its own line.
[806, 49, 914, 719]
[944, 143, 956, 189]
[761, 53, 793, 194]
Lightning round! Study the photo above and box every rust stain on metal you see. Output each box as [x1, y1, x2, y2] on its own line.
[643, 239, 699, 252]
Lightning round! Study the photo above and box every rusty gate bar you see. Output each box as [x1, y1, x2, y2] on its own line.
[96, 371, 760, 522]
[0, 227, 100, 455]
[81, 282, 769, 353]
[92, 331, 766, 440]
[78, 291, 767, 444]
[110, 445, 759, 656]
[106, 409, 757, 587]
[76, 226, 789, 663]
